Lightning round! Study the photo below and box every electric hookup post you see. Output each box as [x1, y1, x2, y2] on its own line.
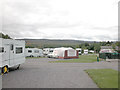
[97, 56, 99, 62]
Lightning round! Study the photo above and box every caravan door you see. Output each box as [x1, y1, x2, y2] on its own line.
[2, 45, 10, 67]
[9, 44, 14, 66]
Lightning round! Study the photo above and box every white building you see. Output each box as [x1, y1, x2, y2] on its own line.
[100, 46, 114, 53]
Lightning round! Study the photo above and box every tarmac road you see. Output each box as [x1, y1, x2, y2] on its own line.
[2, 58, 118, 88]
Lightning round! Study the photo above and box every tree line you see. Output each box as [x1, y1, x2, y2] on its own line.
[75, 41, 118, 53]
[0, 33, 11, 39]
[26, 41, 119, 53]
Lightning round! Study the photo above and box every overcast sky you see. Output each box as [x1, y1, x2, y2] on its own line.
[1, 0, 119, 41]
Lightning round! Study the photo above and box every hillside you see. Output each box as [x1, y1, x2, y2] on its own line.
[17, 39, 95, 48]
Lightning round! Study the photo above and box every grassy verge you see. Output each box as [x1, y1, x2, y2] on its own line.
[85, 69, 118, 88]
[49, 55, 101, 63]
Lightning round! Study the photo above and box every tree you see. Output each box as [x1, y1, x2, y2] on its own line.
[88, 44, 94, 50]
[84, 43, 89, 47]
[100, 42, 106, 46]
[94, 43, 101, 53]
[0, 33, 11, 39]
[4, 34, 11, 39]
[81, 45, 87, 50]
[75, 44, 80, 48]
[115, 41, 120, 47]
[25, 46, 34, 48]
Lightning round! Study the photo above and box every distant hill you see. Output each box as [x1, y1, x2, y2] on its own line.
[17, 39, 96, 49]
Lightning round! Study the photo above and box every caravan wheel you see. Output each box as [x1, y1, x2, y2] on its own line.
[16, 64, 20, 70]
[2, 66, 9, 74]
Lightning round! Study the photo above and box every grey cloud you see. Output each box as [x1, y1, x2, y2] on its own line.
[69, 34, 117, 41]
[2, 0, 117, 41]
[36, 23, 80, 29]
[92, 26, 118, 31]
[3, 0, 80, 29]
[3, 24, 42, 38]
[2, 23, 118, 41]
[3, 0, 51, 25]
[4, 0, 50, 14]
[96, 35, 113, 40]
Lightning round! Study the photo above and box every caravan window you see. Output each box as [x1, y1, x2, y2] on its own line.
[0, 47, 4, 53]
[10, 44, 14, 50]
[16, 47, 23, 54]
[50, 50, 53, 52]
[34, 50, 39, 53]
[28, 50, 32, 53]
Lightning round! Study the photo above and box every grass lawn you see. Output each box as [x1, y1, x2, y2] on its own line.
[85, 69, 118, 88]
[49, 55, 101, 63]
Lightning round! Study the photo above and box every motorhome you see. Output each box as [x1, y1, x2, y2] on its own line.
[25, 48, 43, 57]
[0, 38, 25, 74]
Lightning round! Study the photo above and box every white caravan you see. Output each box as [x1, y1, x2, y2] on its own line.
[51, 47, 79, 59]
[39, 49, 43, 57]
[84, 49, 88, 55]
[43, 48, 50, 55]
[47, 48, 55, 58]
[43, 48, 54, 56]
[76, 48, 82, 55]
[89, 50, 94, 53]
[0, 38, 25, 74]
[25, 48, 43, 57]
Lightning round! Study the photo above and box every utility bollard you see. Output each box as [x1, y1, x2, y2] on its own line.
[97, 56, 99, 62]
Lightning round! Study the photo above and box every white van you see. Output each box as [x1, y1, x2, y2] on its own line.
[0, 38, 25, 74]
